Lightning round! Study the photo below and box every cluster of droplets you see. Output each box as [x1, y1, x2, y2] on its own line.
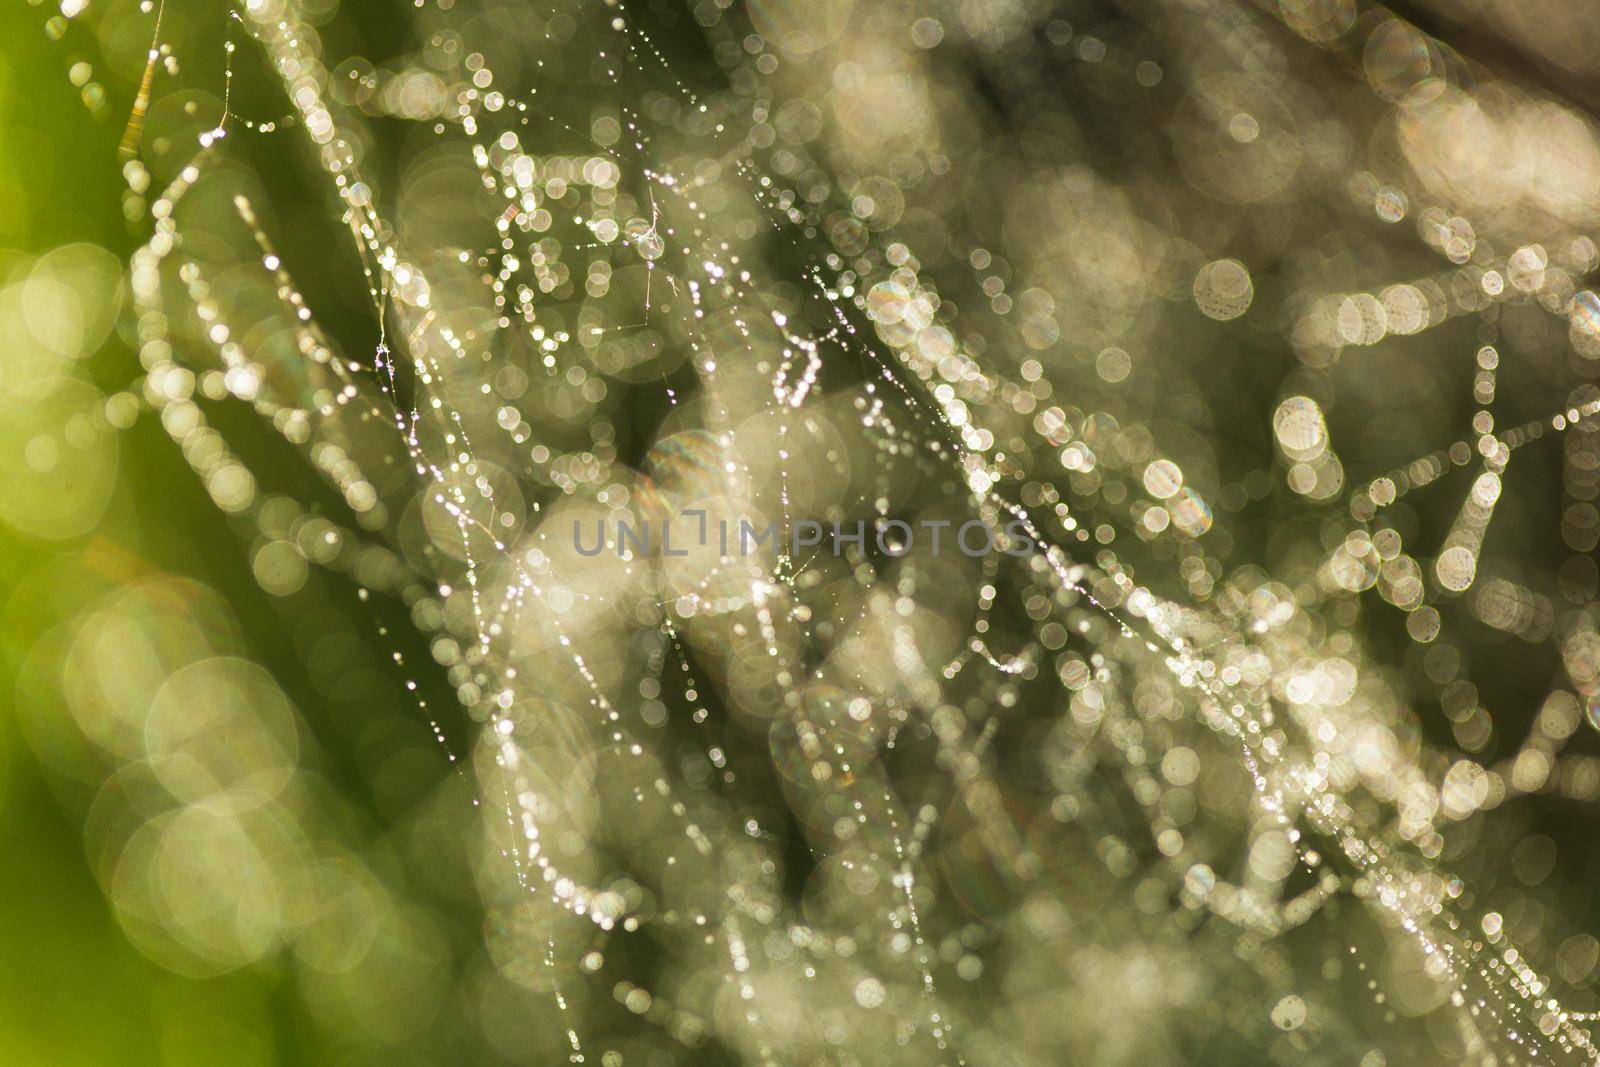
[21, 0, 1600, 1062]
